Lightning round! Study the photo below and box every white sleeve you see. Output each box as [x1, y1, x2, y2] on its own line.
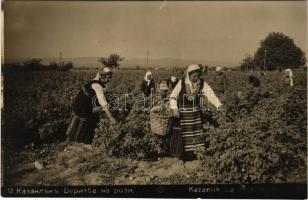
[91, 83, 108, 108]
[202, 81, 222, 109]
[169, 79, 182, 110]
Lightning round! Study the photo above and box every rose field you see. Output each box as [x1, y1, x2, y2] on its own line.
[2, 68, 307, 185]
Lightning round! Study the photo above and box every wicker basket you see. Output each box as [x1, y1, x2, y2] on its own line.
[149, 111, 171, 136]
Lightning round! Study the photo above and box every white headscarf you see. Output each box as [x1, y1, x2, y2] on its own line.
[144, 71, 153, 86]
[285, 68, 293, 77]
[186, 64, 200, 77]
[185, 64, 201, 94]
[94, 67, 112, 80]
[102, 67, 112, 74]
[170, 76, 177, 82]
[216, 66, 223, 72]
[285, 68, 294, 86]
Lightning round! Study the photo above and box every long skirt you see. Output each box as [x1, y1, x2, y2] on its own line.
[169, 108, 205, 160]
[179, 108, 205, 152]
[168, 118, 183, 157]
[66, 112, 99, 144]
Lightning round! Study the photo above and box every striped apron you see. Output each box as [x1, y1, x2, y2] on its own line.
[66, 112, 98, 144]
[179, 107, 204, 152]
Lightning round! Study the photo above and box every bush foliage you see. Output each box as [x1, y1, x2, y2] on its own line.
[3, 69, 306, 183]
[3, 58, 74, 72]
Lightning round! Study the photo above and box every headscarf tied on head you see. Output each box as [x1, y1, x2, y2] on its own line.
[185, 64, 201, 99]
[144, 71, 153, 86]
[216, 66, 223, 72]
[170, 76, 177, 82]
[186, 64, 200, 79]
[285, 68, 294, 86]
[94, 67, 112, 80]
[285, 68, 293, 77]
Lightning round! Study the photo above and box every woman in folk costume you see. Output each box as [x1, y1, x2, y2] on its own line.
[152, 81, 170, 107]
[283, 68, 294, 87]
[169, 64, 223, 160]
[141, 71, 156, 97]
[166, 76, 179, 90]
[66, 67, 117, 144]
[213, 66, 228, 97]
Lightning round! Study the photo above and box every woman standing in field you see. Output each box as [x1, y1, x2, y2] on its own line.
[213, 66, 228, 97]
[166, 76, 179, 90]
[282, 68, 294, 87]
[66, 67, 117, 144]
[152, 81, 170, 107]
[169, 64, 223, 160]
[141, 71, 156, 97]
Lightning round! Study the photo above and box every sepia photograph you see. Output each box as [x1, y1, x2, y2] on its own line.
[1, 0, 307, 198]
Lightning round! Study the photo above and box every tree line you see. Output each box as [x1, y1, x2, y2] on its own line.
[3, 58, 74, 72]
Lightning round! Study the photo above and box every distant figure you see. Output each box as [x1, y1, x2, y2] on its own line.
[157, 81, 169, 99]
[237, 75, 261, 100]
[166, 76, 179, 90]
[152, 81, 170, 108]
[282, 68, 294, 87]
[248, 75, 261, 87]
[141, 71, 156, 96]
[213, 66, 228, 96]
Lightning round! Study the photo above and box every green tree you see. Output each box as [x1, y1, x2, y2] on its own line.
[99, 54, 125, 69]
[254, 32, 306, 70]
[240, 54, 255, 72]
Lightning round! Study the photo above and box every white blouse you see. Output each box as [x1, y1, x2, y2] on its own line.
[91, 83, 108, 109]
[169, 79, 222, 110]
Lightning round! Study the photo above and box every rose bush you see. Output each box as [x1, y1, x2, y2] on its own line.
[3, 69, 306, 183]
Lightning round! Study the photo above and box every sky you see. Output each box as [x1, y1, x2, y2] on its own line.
[3, 1, 307, 65]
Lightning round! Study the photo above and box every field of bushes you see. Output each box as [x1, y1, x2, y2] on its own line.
[2, 68, 307, 185]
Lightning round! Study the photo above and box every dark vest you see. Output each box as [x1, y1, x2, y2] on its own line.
[72, 80, 105, 118]
[141, 79, 156, 97]
[178, 78, 204, 109]
[166, 78, 179, 89]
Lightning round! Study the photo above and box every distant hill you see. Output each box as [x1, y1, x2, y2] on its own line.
[4, 57, 237, 68]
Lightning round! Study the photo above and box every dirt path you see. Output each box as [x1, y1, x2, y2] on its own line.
[7, 143, 212, 186]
